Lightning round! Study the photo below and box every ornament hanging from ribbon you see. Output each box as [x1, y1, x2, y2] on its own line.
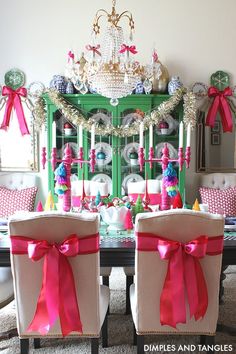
[191, 70, 236, 133]
[0, 86, 30, 135]
[206, 86, 233, 132]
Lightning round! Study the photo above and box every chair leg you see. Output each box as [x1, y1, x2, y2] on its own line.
[102, 276, 109, 287]
[205, 336, 215, 353]
[133, 324, 137, 345]
[91, 337, 99, 354]
[20, 338, 29, 354]
[34, 338, 41, 348]
[102, 310, 108, 348]
[102, 276, 110, 314]
[126, 275, 133, 315]
[200, 335, 206, 344]
[137, 335, 144, 354]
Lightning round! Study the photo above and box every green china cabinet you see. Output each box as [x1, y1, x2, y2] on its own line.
[43, 93, 186, 200]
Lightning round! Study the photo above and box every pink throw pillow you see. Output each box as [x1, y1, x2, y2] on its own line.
[0, 186, 38, 218]
[199, 187, 236, 216]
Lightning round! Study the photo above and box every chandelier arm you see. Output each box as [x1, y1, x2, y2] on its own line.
[93, 9, 110, 34]
[117, 11, 135, 29]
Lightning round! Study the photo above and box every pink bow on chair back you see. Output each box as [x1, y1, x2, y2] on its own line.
[11, 233, 99, 336]
[136, 232, 223, 328]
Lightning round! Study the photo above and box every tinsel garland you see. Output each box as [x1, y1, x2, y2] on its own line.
[33, 87, 197, 137]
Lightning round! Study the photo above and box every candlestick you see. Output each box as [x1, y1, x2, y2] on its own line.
[41, 124, 47, 147]
[52, 121, 57, 148]
[91, 124, 95, 149]
[139, 122, 144, 148]
[149, 124, 153, 148]
[179, 121, 183, 148]
[79, 124, 83, 148]
[186, 123, 191, 147]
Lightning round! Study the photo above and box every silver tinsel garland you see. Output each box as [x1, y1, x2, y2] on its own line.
[33, 87, 197, 136]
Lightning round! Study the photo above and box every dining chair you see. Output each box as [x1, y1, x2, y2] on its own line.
[0, 173, 38, 310]
[130, 209, 224, 354]
[9, 212, 109, 354]
[123, 179, 162, 315]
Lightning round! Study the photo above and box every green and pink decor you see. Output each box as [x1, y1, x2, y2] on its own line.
[206, 71, 233, 132]
[1, 68, 29, 135]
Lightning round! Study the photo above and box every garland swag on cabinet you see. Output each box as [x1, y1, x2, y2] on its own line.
[43, 94, 186, 200]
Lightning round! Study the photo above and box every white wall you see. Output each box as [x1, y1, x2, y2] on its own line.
[1, 0, 236, 203]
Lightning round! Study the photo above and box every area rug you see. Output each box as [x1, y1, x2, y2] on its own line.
[0, 267, 235, 354]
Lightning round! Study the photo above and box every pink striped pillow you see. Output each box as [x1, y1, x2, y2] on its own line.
[0, 186, 38, 218]
[199, 187, 236, 216]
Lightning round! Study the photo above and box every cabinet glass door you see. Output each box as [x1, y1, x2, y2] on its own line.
[83, 107, 114, 196]
[117, 105, 150, 196]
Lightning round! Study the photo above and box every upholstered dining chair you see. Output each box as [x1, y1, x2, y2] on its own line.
[9, 212, 109, 354]
[199, 173, 236, 215]
[130, 209, 224, 354]
[123, 179, 162, 315]
[0, 173, 38, 310]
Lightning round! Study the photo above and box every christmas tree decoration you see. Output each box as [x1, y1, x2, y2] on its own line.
[124, 209, 133, 232]
[135, 194, 144, 215]
[54, 162, 68, 196]
[44, 191, 55, 211]
[192, 198, 200, 211]
[95, 190, 101, 206]
[163, 163, 178, 197]
[36, 200, 44, 212]
[173, 192, 183, 209]
[129, 148, 138, 166]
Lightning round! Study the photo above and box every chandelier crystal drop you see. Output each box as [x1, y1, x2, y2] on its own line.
[66, 0, 158, 105]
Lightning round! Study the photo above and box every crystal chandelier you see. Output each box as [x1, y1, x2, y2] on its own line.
[66, 0, 150, 106]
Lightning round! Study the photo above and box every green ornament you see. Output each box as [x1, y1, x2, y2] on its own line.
[4, 68, 25, 90]
[210, 71, 230, 91]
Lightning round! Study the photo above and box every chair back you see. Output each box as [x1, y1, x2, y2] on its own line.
[9, 212, 101, 338]
[200, 173, 236, 189]
[134, 209, 224, 334]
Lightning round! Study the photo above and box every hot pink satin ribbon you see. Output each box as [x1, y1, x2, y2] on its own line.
[1, 86, 29, 135]
[206, 86, 233, 132]
[85, 44, 101, 56]
[11, 233, 99, 336]
[119, 44, 138, 54]
[136, 232, 223, 328]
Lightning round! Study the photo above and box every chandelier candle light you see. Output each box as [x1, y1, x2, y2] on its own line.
[139, 122, 191, 210]
[41, 122, 96, 212]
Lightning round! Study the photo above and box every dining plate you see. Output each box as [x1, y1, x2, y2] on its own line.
[122, 142, 139, 164]
[91, 174, 112, 194]
[155, 142, 178, 164]
[122, 173, 144, 195]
